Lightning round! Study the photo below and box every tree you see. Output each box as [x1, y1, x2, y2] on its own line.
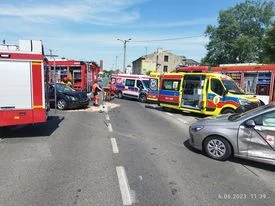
[202, 0, 274, 66]
[262, 21, 275, 63]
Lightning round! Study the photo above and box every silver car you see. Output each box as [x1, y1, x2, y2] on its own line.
[189, 103, 275, 165]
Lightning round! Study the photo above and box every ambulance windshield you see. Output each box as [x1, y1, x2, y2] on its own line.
[222, 80, 245, 94]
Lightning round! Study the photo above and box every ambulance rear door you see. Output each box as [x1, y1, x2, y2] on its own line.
[181, 74, 205, 110]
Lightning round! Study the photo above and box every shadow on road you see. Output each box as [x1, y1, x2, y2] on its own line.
[184, 140, 275, 172]
[229, 157, 275, 172]
[1, 115, 64, 139]
[145, 104, 205, 119]
[183, 139, 202, 154]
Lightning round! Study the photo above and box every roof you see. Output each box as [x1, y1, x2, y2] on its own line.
[185, 59, 200, 65]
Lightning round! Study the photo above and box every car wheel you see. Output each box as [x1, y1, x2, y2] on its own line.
[117, 91, 123, 99]
[139, 94, 147, 103]
[221, 108, 235, 114]
[203, 136, 232, 161]
[57, 99, 67, 110]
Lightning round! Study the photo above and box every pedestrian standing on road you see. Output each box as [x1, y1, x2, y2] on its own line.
[92, 80, 102, 106]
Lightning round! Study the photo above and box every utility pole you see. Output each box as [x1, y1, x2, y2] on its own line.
[117, 38, 131, 73]
[46, 49, 58, 114]
[115, 56, 118, 71]
[145, 47, 148, 56]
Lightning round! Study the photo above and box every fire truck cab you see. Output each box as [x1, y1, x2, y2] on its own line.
[0, 40, 48, 132]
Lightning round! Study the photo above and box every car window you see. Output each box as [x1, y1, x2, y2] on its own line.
[143, 80, 149, 89]
[125, 79, 135, 87]
[137, 80, 143, 89]
[211, 78, 224, 96]
[254, 111, 275, 127]
[162, 80, 180, 91]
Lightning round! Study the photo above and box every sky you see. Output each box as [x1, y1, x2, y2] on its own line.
[0, 0, 248, 70]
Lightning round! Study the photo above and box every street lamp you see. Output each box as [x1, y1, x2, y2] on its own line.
[117, 38, 131, 73]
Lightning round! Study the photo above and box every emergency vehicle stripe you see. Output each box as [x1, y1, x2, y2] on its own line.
[33, 105, 43, 109]
[32, 62, 43, 109]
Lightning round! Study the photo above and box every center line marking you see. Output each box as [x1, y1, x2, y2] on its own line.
[108, 123, 113, 132]
[106, 114, 110, 121]
[110, 138, 119, 154]
[116, 166, 132, 205]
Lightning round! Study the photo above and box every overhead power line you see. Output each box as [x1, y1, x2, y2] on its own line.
[130, 35, 205, 42]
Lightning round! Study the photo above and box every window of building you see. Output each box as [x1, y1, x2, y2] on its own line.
[211, 78, 224, 96]
[125, 79, 135, 87]
[163, 66, 168, 72]
[164, 55, 169, 62]
[162, 80, 180, 91]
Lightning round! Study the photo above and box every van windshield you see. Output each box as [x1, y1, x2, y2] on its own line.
[222, 80, 245, 95]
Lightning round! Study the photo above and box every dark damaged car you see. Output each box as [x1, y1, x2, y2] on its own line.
[48, 83, 89, 110]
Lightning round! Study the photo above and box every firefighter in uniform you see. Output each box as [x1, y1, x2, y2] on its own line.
[92, 80, 102, 106]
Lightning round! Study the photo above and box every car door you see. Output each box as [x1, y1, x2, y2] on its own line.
[48, 85, 55, 105]
[240, 111, 275, 160]
[124, 79, 138, 98]
[206, 78, 225, 111]
[148, 77, 159, 100]
[159, 78, 181, 105]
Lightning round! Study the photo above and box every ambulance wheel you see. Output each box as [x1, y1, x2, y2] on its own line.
[57, 99, 67, 110]
[221, 108, 235, 114]
[117, 91, 123, 99]
[139, 94, 147, 103]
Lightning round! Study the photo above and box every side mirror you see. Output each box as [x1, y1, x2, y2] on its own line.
[245, 120, 256, 128]
[223, 89, 228, 96]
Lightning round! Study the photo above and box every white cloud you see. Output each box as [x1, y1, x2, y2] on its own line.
[0, 0, 145, 25]
[124, 18, 216, 29]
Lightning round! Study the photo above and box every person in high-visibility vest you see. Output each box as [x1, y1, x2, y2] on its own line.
[92, 80, 102, 106]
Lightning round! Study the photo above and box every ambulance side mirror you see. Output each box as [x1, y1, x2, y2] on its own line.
[223, 89, 228, 96]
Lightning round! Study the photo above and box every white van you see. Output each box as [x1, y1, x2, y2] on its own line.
[111, 74, 150, 102]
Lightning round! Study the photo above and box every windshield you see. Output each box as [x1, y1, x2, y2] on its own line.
[222, 80, 245, 94]
[143, 80, 149, 89]
[55, 84, 75, 92]
[228, 105, 271, 121]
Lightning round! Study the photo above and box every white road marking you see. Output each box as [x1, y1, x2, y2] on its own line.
[108, 123, 113, 132]
[139, 176, 143, 180]
[116, 166, 132, 205]
[106, 114, 110, 121]
[166, 112, 174, 116]
[110, 138, 119, 154]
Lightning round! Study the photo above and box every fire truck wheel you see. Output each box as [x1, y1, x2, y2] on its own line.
[117, 91, 123, 99]
[139, 94, 147, 103]
[57, 99, 67, 110]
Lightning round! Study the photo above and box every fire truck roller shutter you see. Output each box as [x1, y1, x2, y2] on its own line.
[0, 61, 32, 109]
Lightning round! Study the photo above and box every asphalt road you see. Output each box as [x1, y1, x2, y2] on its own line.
[0, 99, 275, 206]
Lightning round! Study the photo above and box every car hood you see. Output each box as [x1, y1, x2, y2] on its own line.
[193, 114, 233, 126]
[228, 93, 260, 103]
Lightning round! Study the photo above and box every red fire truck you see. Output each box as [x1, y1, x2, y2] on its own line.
[47, 60, 99, 91]
[177, 64, 275, 104]
[0, 40, 48, 130]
